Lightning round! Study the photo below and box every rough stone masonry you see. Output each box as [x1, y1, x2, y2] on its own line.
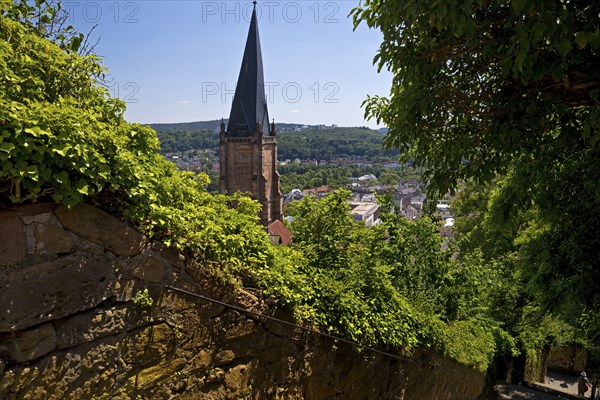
[0, 203, 489, 399]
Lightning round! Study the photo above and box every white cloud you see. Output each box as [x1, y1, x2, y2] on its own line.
[176, 100, 190, 104]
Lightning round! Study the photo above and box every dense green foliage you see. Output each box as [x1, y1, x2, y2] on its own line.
[353, 0, 600, 191]
[1, 0, 130, 207]
[353, 0, 600, 366]
[251, 191, 501, 370]
[451, 181, 574, 360]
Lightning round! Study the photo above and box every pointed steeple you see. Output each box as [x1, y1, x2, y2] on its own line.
[227, 2, 270, 137]
[220, 1, 283, 226]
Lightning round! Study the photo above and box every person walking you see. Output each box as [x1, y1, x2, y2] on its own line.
[578, 371, 590, 397]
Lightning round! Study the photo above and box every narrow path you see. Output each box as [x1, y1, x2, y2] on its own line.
[537, 370, 591, 399]
[495, 382, 564, 399]
[495, 369, 594, 400]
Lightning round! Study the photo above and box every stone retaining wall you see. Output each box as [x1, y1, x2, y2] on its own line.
[0, 203, 489, 399]
[547, 345, 588, 373]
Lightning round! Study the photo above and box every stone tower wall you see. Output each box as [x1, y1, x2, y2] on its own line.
[219, 134, 282, 226]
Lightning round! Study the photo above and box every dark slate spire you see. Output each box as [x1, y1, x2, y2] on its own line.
[227, 2, 270, 137]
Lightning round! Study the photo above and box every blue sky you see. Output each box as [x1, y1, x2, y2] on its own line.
[66, 1, 392, 127]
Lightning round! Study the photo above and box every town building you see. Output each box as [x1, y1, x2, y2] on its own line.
[350, 202, 381, 227]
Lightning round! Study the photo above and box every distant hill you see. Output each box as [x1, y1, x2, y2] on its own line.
[151, 120, 396, 160]
[149, 120, 309, 133]
[277, 126, 396, 161]
[149, 120, 223, 132]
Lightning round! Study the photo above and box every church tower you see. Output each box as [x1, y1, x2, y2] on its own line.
[219, 2, 282, 226]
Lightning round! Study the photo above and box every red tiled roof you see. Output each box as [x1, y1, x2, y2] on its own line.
[267, 220, 293, 245]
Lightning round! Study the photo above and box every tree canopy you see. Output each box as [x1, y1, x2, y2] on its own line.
[353, 0, 599, 190]
[353, 0, 600, 346]
[256, 190, 501, 370]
